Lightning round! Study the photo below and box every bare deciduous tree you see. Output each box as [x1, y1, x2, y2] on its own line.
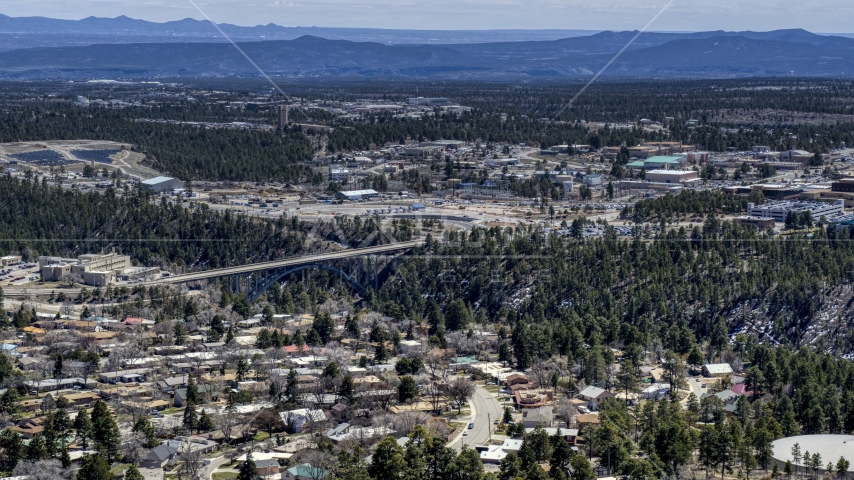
[447, 377, 476, 413]
[121, 431, 148, 465]
[422, 381, 446, 414]
[294, 449, 337, 480]
[12, 459, 73, 480]
[176, 439, 204, 480]
[214, 409, 243, 445]
[554, 397, 578, 428]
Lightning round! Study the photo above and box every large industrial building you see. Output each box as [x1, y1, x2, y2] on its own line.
[644, 170, 699, 184]
[747, 199, 845, 223]
[485, 158, 520, 168]
[407, 97, 450, 106]
[40, 253, 133, 286]
[336, 189, 379, 201]
[140, 176, 183, 193]
[771, 435, 854, 474]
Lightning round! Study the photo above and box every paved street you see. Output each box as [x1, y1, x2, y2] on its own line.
[450, 385, 502, 451]
[682, 377, 706, 406]
[201, 455, 229, 480]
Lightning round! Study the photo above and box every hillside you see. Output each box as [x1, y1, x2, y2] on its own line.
[1, 28, 854, 79]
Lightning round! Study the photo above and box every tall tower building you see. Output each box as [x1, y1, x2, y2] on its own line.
[277, 105, 289, 130]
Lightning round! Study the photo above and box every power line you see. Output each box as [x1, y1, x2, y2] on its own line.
[187, 0, 307, 120]
[553, 0, 676, 119]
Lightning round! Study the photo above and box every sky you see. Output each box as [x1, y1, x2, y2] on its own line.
[2, 0, 853, 33]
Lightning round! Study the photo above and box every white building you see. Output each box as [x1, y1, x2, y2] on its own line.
[329, 165, 350, 182]
[582, 174, 604, 186]
[140, 176, 184, 193]
[407, 97, 450, 106]
[336, 189, 379, 201]
[644, 170, 699, 184]
[747, 199, 844, 223]
[771, 435, 854, 474]
[702, 363, 734, 378]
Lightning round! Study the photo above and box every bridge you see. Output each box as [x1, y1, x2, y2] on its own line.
[147, 240, 422, 301]
[5, 240, 423, 301]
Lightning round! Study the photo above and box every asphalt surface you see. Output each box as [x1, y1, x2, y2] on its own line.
[201, 455, 229, 480]
[450, 385, 503, 451]
[142, 240, 423, 285]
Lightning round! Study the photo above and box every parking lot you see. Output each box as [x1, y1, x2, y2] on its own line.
[0, 262, 41, 286]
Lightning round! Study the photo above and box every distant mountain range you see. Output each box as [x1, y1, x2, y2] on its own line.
[0, 14, 599, 50]
[1, 15, 854, 79]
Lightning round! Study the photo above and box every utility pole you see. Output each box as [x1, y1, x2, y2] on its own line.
[488, 413, 491, 442]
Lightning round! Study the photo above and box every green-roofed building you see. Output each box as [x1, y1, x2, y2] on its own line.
[643, 156, 685, 169]
[285, 463, 330, 480]
[626, 156, 685, 170]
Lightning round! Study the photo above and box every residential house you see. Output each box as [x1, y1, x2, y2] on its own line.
[575, 413, 601, 430]
[10, 417, 45, 439]
[641, 383, 671, 400]
[283, 464, 329, 480]
[702, 363, 734, 378]
[19, 399, 42, 412]
[515, 390, 551, 409]
[97, 368, 151, 384]
[24, 377, 98, 392]
[59, 391, 102, 407]
[522, 406, 554, 428]
[505, 373, 530, 387]
[16, 357, 41, 371]
[173, 384, 218, 407]
[157, 375, 189, 391]
[141, 444, 179, 469]
[280, 409, 327, 434]
[255, 459, 280, 478]
[577, 386, 614, 410]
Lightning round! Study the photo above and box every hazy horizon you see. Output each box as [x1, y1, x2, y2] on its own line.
[1, 0, 853, 34]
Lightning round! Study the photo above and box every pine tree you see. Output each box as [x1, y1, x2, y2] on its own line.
[26, 434, 48, 461]
[338, 375, 355, 402]
[73, 407, 93, 449]
[238, 452, 260, 480]
[198, 410, 215, 432]
[60, 444, 72, 468]
[133, 417, 159, 449]
[498, 452, 522, 480]
[90, 400, 120, 462]
[186, 375, 199, 405]
[124, 465, 145, 480]
[236, 356, 249, 381]
[76, 454, 111, 480]
[183, 401, 198, 433]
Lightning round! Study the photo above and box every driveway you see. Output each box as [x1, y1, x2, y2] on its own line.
[140, 467, 163, 480]
[449, 385, 502, 451]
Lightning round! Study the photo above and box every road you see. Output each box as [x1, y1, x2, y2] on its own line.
[683, 377, 705, 405]
[141, 240, 423, 285]
[3, 241, 423, 297]
[450, 385, 503, 451]
[200, 455, 229, 480]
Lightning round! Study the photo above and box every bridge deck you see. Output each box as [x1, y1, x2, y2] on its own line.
[141, 240, 423, 285]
